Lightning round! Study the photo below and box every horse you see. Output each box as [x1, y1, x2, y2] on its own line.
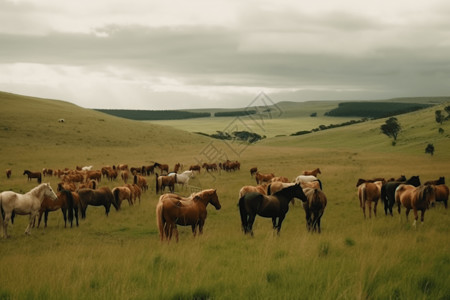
[78, 187, 119, 219]
[154, 162, 169, 175]
[238, 184, 267, 198]
[57, 181, 77, 192]
[434, 184, 449, 208]
[156, 173, 176, 194]
[81, 165, 93, 171]
[424, 177, 445, 185]
[189, 164, 201, 173]
[0, 183, 57, 237]
[238, 183, 307, 236]
[302, 168, 321, 177]
[134, 175, 148, 191]
[85, 170, 101, 182]
[23, 170, 42, 183]
[169, 170, 194, 189]
[42, 168, 54, 177]
[357, 181, 383, 218]
[112, 186, 133, 207]
[121, 170, 129, 183]
[156, 189, 221, 242]
[6, 169, 11, 179]
[356, 178, 386, 187]
[294, 175, 323, 190]
[36, 189, 79, 228]
[395, 184, 436, 226]
[255, 172, 275, 184]
[250, 167, 258, 177]
[202, 163, 218, 172]
[270, 176, 290, 183]
[302, 188, 327, 233]
[381, 175, 420, 216]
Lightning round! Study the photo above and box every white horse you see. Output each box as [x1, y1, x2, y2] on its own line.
[82, 165, 93, 171]
[0, 183, 57, 238]
[168, 170, 194, 189]
[294, 175, 323, 190]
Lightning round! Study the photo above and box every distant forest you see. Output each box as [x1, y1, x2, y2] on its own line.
[95, 109, 211, 120]
[325, 102, 432, 118]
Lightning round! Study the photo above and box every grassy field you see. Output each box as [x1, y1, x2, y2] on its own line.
[0, 91, 449, 300]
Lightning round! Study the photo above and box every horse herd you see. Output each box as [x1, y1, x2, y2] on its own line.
[356, 175, 448, 226]
[1, 164, 448, 241]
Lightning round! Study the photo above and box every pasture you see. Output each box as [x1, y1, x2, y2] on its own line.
[0, 92, 449, 299]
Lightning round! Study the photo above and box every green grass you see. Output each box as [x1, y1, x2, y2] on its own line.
[0, 91, 449, 299]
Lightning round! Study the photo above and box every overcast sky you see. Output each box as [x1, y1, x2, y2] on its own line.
[0, 0, 449, 109]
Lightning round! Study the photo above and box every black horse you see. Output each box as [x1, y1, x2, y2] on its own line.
[78, 187, 119, 219]
[238, 183, 307, 236]
[381, 175, 421, 216]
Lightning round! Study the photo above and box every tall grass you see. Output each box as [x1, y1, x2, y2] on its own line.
[0, 92, 449, 299]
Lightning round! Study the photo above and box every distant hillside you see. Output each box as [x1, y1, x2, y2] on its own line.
[324, 102, 433, 118]
[95, 109, 211, 120]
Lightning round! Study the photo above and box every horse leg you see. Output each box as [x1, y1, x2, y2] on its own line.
[272, 217, 277, 229]
[276, 214, 286, 235]
[2, 212, 11, 238]
[36, 211, 44, 228]
[373, 201, 378, 217]
[191, 224, 197, 237]
[412, 208, 418, 227]
[74, 208, 79, 227]
[44, 210, 49, 228]
[247, 213, 256, 236]
[61, 208, 67, 228]
[25, 212, 37, 235]
[368, 201, 372, 219]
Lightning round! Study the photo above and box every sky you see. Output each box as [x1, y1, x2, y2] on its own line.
[0, 0, 449, 109]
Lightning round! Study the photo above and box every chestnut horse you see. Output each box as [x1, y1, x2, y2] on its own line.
[302, 168, 321, 176]
[255, 172, 275, 184]
[112, 186, 133, 207]
[434, 184, 449, 208]
[395, 184, 436, 226]
[36, 189, 79, 228]
[154, 162, 169, 175]
[381, 175, 421, 216]
[357, 181, 383, 218]
[238, 184, 267, 198]
[78, 187, 119, 219]
[238, 184, 307, 236]
[155, 173, 176, 194]
[23, 170, 42, 184]
[6, 169, 11, 179]
[156, 189, 221, 242]
[250, 167, 258, 177]
[302, 188, 327, 233]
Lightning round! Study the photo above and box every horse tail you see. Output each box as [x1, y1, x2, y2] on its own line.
[155, 173, 159, 194]
[38, 173, 42, 184]
[156, 200, 165, 241]
[134, 175, 138, 185]
[92, 180, 97, 190]
[174, 174, 177, 184]
[238, 195, 248, 232]
[267, 183, 272, 195]
[360, 184, 366, 208]
[316, 179, 323, 190]
[113, 188, 122, 209]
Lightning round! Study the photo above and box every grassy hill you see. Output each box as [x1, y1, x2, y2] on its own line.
[0, 91, 449, 300]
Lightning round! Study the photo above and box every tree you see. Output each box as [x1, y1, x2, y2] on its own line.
[425, 143, 435, 156]
[435, 110, 444, 125]
[381, 117, 401, 145]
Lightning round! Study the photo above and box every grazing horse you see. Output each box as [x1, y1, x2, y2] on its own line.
[112, 186, 133, 207]
[78, 187, 119, 219]
[357, 181, 383, 218]
[154, 162, 169, 175]
[381, 175, 420, 216]
[134, 175, 148, 191]
[36, 189, 79, 228]
[23, 170, 42, 183]
[395, 184, 436, 226]
[155, 173, 176, 194]
[302, 168, 321, 177]
[302, 188, 327, 233]
[255, 172, 275, 184]
[156, 189, 221, 242]
[250, 167, 258, 177]
[238, 184, 267, 198]
[6, 169, 11, 179]
[121, 170, 129, 184]
[434, 184, 449, 208]
[238, 184, 307, 236]
[0, 183, 57, 237]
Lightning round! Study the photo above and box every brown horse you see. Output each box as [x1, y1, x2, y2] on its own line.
[357, 181, 383, 218]
[250, 167, 258, 177]
[23, 170, 42, 183]
[202, 163, 218, 172]
[42, 168, 54, 177]
[85, 170, 102, 182]
[395, 184, 436, 226]
[78, 187, 119, 219]
[36, 190, 79, 228]
[255, 172, 275, 184]
[270, 176, 290, 183]
[189, 164, 201, 173]
[238, 184, 267, 198]
[6, 169, 11, 179]
[156, 189, 221, 242]
[112, 186, 133, 207]
[57, 181, 77, 192]
[154, 162, 169, 175]
[434, 184, 449, 208]
[424, 177, 445, 185]
[155, 173, 176, 194]
[134, 175, 148, 191]
[302, 188, 327, 233]
[302, 168, 321, 176]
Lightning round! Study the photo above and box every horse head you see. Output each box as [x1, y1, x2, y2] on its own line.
[201, 189, 221, 210]
[407, 176, 421, 187]
[43, 183, 58, 200]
